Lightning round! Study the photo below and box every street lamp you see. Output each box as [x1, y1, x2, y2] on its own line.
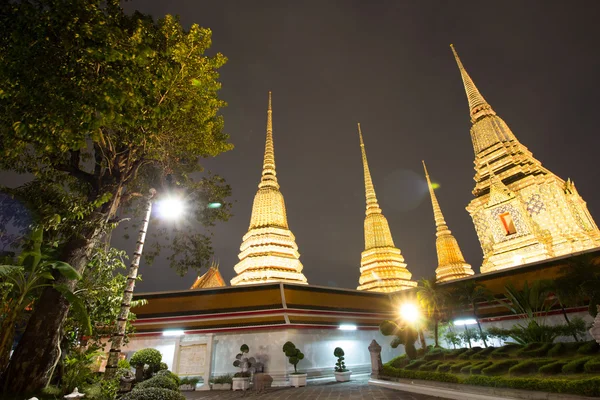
[105, 189, 184, 379]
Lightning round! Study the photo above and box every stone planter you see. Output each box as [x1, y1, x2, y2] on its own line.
[334, 371, 352, 382]
[179, 384, 195, 391]
[212, 383, 232, 390]
[232, 377, 249, 391]
[289, 373, 307, 387]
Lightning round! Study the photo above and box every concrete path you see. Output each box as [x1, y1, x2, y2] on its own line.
[184, 375, 442, 399]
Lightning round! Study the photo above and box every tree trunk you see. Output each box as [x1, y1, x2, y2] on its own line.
[0, 308, 18, 374]
[418, 330, 427, 350]
[559, 301, 579, 342]
[433, 320, 439, 348]
[463, 325, 472, 348]
[476, 319, 488, 348]
[1, 233, 99, 394]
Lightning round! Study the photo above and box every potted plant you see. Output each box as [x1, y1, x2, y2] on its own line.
[179, 376, 200, 391]
[283, 341, 306, 387]
[211, 374, 233, 390]
[333, 347, 352, 382]
[129, 348, 162, 382]
[232, 344, 252, 391]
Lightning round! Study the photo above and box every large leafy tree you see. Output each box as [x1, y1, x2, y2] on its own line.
[0, 0, 232, 393]
[416, 277, 448, 348]
[452, 281, 492, 348]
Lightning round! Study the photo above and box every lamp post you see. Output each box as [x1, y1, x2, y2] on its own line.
[104, 188, 183, 379]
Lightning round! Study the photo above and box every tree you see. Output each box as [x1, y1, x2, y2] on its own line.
[0, 1, 232, 393]
[416, 277, 448, 348]
[453, 281, 492, 348]
[380, 320, 418, 360]
[556, 254, 600, 318]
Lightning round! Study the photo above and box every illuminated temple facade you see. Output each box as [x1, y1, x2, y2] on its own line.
[422, 161, 474, 282]
[451, 45, 600, 273]
[356, 124, 416, 292]
[230, 93, 308, 285]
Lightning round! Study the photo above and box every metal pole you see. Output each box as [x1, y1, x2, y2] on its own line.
[105, 189, 156, 379]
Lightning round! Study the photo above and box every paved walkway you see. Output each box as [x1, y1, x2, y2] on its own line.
[184, 376, 441, 399]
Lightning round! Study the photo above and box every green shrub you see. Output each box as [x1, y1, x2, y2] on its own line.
[381, 365, 461, 383]
[156, 370, 180, 386]
[577, 340, 600, 355]
[121, 387, 186, 400]
[509, 359, 553, 375]
[135, 375, 179, 391]
[387, 355, 410, 369]
[211, 374, 232, 384]
[515, 342, 542, 356]
[450, 361, 471, 373]
[460, 363, 474, 374]
[470, 361, 493, 374]
[522, 343, 553, 357]
[419, 360, 442, 372]
[436, 363, 453, 373]
[470, 346, 496, 360]
[405, 360, 426, 370]
[464, 375, 600, 397]
[458, 347, 482, 360]
[118, 359, 132, 370]
[539, 360, 569, 375]
[584, 358, 600, 373]
[423, 349, 445, 361]
[562, 356, 594, 374]
[490, 344, 521, 359]
[481, 360, 519, 376]
[445, 348, 468, 359]
[547, 343, 564, 358]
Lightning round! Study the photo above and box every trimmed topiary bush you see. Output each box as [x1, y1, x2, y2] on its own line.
[547, 343, 564, 357]
[490, 344, 521, 359]
[445, 348, 468, 359]
[423, 348, 446, 361]
[470, 361, 493, 374]
[405, 360, 426, 370]
[436, 363, 453, 373]
[481, 360, 519, 376]
[419, 360, 442, 372]
[282, 341, 304, 374]
[381, 365, 461, 383]
[458, 347, 482, 360]
[522, 343, 553, 357]
[121, 387, 185, 400]
[539, 360, 569, 375]
[515, 342, 542, 356]
[387, 355, 410, 369]
[156, 370, 180, 386]
[134, 375, 179, 391]
[508, 359, 553, 375]
[577, 341, 600, 355]
[450, 361, 471, 373]
[470, 347, 496, 360]
[130, 348, 162, 369]
[584, 358, 600, 373]
[464, 375, 600, 397]
[562, 356, 594, 374]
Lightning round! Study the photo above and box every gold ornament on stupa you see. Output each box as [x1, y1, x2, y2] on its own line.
[451, 44, 600, 273]
[356, 124, 416, 292]
[230, 92, 308, 286]
[422, 161, 474, 282]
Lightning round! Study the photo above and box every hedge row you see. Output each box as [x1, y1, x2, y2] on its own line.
[381, 365, 461, 383]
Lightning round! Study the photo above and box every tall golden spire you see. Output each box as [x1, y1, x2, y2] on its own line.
[231, 92, 308, 286]
[356, 124, 416, 292]
[422, 161, 474, 282]
[450, 44, 496, 122]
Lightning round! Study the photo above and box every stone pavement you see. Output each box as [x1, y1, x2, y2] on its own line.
[184, 375, 442, 399]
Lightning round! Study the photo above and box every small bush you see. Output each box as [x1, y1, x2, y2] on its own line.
[381, 365, 461, 383]
[577, 341, 600, 355]
[156, 370, 180, 386]
[419, 360, 442, 372]
[470, 361, 493, 374]
[387, 355, 409, 369]
[464, 375, 600, 397]
[470, 347, 496, 360]
[118, 359, 132, 370]
[450, 361, 471, 373]
[445, 348, 468, 359]
[460, 363, 474, 374]
[121, 387, 186, 400]
[423, 349, 445, 361]
[458, 347, 482, 360]
[562, 356, 594, 374]
[211, 374, 232, 384]
[539, 360, 569, 375]
[130, 348, 162, 369]
[405, 360, 426, 370]
[491, 344, 521, 359]
[436, 363, 453, 373]
[515, 342, 542, 356]
[509, 359, 552, 375]
[584, 358, 600, 373]
[522, 343, 553, 357]
[135, 375, 179, 391]
[547, 343, 564, 357]
[481, 360, 519, 376]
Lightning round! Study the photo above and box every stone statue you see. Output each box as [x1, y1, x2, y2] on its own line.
[368, 340, 383, 378]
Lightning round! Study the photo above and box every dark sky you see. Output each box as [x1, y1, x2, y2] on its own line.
[5, 1, 600, 293]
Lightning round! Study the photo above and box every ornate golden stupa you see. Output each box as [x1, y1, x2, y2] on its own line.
[451, 44, 600, 273]
[356, 124, 416, 292]
[422, 161, 474, 282]
[230, 93, 308, 286]
[190, 261, 226, 289]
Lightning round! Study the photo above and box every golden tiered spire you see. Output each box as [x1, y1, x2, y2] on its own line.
[356, 124, 416, 292]
[422, 161, 474, 282]
[231, 92, 308, 286]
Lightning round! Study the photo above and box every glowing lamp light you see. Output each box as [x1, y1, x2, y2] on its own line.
[156, 197, 185, 220]
[454, 319, 477, 326]
[339, 324, 357, 331]
[207, 202, 222, 209]
[399, 303, 420, 323]
[162, 330, 185, 337]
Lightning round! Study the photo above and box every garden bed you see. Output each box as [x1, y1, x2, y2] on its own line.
[382, 341, 600, 397]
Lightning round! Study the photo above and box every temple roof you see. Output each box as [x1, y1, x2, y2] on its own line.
[190, 264, 226, 290]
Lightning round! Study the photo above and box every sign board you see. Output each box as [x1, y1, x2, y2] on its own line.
[177, 343, 206, 376]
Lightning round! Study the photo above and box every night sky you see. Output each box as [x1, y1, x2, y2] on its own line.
[5, 1, 600, 293]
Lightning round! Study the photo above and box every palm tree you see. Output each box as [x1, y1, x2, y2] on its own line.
[557, 254, 600, 318]
[453, 281, 492, 348]
[551, 276, 583, 341]
[416, 277, 448, 348]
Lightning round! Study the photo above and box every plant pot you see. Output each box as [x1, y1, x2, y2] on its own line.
[289, 373, 307, 387]
[212, 383, 232, 390]
[334, 371, 352, 382]
[232, 377, 249, 391]
[179, 384, 195, 391]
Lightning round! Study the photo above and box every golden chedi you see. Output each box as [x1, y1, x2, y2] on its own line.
[451, 45, 600, 273]
[422, 161, 474, 282]
[356, 124, 416, 292]
[231, 93, 308, 285]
